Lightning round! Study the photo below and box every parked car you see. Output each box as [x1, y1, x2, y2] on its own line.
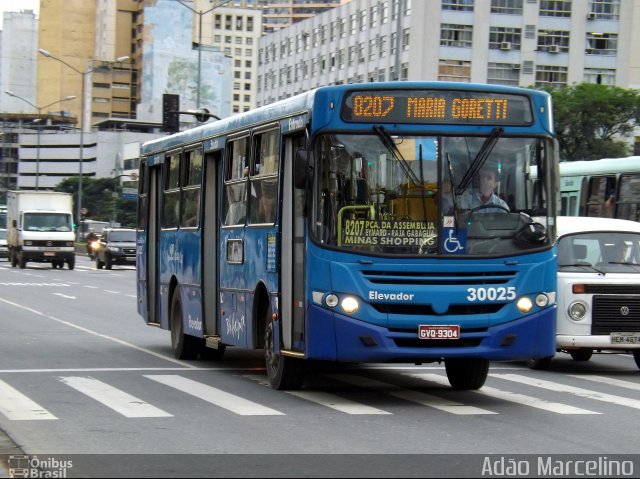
[528, 216, 640, 370]
[95, 228, 137, 269]
[0, 228, 8, 260]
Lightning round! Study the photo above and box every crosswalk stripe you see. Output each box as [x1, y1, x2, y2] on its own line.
[569, 375, 640, 391]
[243, 374, 391, 414]
[59, 377, 172, 418]
[409, 373, 599, 415]
[327, 374, 497, 415]
[0, 379, 57, 420]
[145, 375, 284, 416]
[492, 374, 640, 410]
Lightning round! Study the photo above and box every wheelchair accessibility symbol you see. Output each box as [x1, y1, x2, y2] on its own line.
[442, 227, 466, 254]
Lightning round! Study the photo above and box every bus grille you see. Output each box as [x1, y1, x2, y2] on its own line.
[361, 270, 516, 286]
[373, 303, 504, 315]
[592, 296, 640, 334]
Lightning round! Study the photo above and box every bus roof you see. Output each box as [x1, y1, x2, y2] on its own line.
[140, 81, 552, 156]
[559, 157, 640, 176]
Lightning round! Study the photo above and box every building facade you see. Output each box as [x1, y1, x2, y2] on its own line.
[256, 0, 640, 107]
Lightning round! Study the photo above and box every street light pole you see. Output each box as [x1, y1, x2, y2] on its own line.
[37, 50, 128, 235]
[4, 91, 76, 190]
[176, 0, 232, 109]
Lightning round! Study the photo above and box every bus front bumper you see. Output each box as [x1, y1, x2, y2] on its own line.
[305, 304, 556, 362]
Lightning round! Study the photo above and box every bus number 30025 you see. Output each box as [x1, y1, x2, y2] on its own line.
[466, 287, 516, 302]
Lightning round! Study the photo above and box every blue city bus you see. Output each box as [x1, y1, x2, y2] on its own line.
[137, 81, 559, 390]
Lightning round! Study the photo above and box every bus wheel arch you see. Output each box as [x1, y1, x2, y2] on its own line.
[252, 282, 270, 349]
[169, 278, 201, 360]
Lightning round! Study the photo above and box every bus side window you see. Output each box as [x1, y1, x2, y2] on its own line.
[163, 152, 181, 228]
[250, 129, 280, 224]
[223, 137, 250, 226]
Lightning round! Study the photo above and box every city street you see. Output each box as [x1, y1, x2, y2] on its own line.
[0, 256, 639, 476]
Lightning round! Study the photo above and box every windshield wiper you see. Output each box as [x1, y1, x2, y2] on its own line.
[373, 125, 421, 188]
[456, 127, 504, 194]
[445, 152, 459, 229]
[559, 263, 605, 275]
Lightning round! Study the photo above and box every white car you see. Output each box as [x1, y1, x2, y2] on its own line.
[528, 216, 640, 370]
[0, 228, 8, 260]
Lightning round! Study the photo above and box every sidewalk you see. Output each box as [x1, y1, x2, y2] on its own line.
[0, 428, 23, 478]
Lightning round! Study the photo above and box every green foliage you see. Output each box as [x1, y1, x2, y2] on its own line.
[539, 83, 640, 161]
[53, 177, 137, 227]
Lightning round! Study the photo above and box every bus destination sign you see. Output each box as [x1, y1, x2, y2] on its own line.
[341, 89, 533, 125]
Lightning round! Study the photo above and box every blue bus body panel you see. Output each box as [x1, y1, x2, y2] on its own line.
[304, 244, 557, 361]
[136, 231, 147, 320]
[306, 304, 556, 362]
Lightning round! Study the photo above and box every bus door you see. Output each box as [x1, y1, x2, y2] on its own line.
[280, 133, 308, 353]
[219, 135, 250, 347]
[146, 162, 162, 325]
[202, 149, 222, 338]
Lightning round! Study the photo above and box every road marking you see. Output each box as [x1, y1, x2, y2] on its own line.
[328, 373, 496, 415]
[0, 297, 198, 369]
[569, 375, 640, 391]
[0, 379, 57, 420]
[492, 374, 640, 410]
[52, 293, 76, 299]
[244, 374, 391, 415]
[60, 376, 172, 418]
[409, 373, 599, 415]
[145, 375, 284, 416]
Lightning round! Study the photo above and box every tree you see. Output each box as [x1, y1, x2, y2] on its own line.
[540, 83, 640, 161]
[53, 177, 136, 227]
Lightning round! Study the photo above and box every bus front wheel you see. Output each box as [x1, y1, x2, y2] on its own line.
[170, 291, 201, 360]
[264, 320, 305, 390]
[444, 358, 489, 390]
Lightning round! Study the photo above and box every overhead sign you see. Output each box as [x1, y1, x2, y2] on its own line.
[341, 89, 533, 125]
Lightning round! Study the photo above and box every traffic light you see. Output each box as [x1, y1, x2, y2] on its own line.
[162, 94, 179, 133]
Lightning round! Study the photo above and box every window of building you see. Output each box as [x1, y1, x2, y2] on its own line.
[370, 4, 379, 27]
[590, 0, 620, 20]
[360, 10, 367, 31]
[236, 16, 243, 30]
[584, 68, 616, 85]
[402, 28, 410, 50]
[538, 29, 570, 52]
[489, 27, 522, 50]
[535, 65, 568, 87]
[442, 0, 474, 11]
[539, 0, 571, 17]
[586, 32, 618, 55]
[438, 59, 471, 82]
[440, 24, 473, 48]
[491, 0, 523, 14]
[382, 1, 389, 23]
[487, 62, 520, 86]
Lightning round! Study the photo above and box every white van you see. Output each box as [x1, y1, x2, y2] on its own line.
[528, 216, 640, 370]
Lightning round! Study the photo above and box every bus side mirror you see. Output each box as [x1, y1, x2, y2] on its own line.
[294, 149, 310, 189]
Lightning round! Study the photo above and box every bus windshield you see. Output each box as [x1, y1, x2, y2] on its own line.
[313, 133, 552, 256]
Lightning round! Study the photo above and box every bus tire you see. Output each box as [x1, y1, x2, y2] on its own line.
[264, 319, 305, 390]
[444, 358, 489, 390]
[170, 291, 201, 360]
[570, 349, 592, 361]
[526, 356, 553, 370]
[634, 351, 640, 370]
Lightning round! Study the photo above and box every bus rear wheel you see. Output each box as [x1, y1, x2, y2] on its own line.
[264, 320, 305, 390]
[170, 291, 201, 360]
[444, 358, 489, 390]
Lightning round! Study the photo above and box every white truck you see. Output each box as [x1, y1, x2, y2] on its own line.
[6, 191, 76, 269]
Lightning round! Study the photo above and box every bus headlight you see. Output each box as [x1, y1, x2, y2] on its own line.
[568, 301, 587, 321]
[535, 293, 549, 307]
[325, 294, 339, 308]
[341, 297, 359, 314]
[516, 297, 533, 313]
